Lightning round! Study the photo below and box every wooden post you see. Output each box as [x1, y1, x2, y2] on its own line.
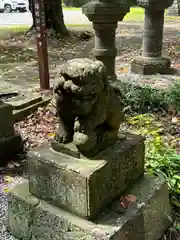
[34, 0, 50, 90]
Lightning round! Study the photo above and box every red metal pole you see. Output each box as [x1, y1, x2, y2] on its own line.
[34, 0, 50, 90]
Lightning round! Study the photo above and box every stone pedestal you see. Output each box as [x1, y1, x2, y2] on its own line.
[28, 134, 144, 219]
[82, 0, 129, 80]
[0, 101, 23, 166]
[131, 0, 174, 75]
[8, 133, 172, 239]
[8, 175, 171, 240]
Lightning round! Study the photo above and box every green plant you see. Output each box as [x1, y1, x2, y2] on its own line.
[118, 82, 166, 113]
[127, 114, 180, 208]
[117, 78, 180, 114]
[166, 81, 180, 112]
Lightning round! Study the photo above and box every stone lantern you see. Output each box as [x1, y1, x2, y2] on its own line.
[131, 0, 174, 75]
[82, 0, 130, 80]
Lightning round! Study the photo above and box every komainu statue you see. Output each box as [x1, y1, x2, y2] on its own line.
[53, 58, 124, 156]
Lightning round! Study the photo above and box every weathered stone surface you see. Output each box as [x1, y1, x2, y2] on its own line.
[0, 102, 14, 139]
[131, 0, 173, 76]
[82, 0, 129, 79]
[13, 97, 51, 123]
[0, 102, 23, 166]
[28, 133, 144, 219]
[136, 0, 173, 10]
[168, 0, 180, 16]
[53, 58, 124, 155]
[8, 175, 172, 240]
[8, 180, 39, 240]
[131, 56, 171, 75]
[5, 94, 42, 110]
[82, 0, 129, 21]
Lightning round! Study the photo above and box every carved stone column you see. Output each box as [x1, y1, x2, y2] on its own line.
[168, 0, 180, 16]
[82, 0, 129, 81]
[131, 0, 174, 75]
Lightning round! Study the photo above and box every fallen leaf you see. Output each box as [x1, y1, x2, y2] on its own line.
[118, 67, 129, 73]
[119, 194, 137, 209]
[47, 133, 55, 138]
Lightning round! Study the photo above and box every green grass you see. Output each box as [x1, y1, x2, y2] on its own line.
[122, 7, 180, 22]
[63, 7, 80, 10]
[0, 23, 91, 32]
[124, 7, 144, 22]
[0, 7, 179, 32]
[0, 26, 29, 31]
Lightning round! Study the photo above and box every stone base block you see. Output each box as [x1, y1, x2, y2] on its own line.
[8, 175, 172, 240]
[0, 132, 23, 166]
[27, 133, 144, 219]
[0, 102, 14, 139]
[131, 56, 171, 75]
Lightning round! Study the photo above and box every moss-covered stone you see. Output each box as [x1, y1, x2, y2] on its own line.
[8, 175, 172, 240]
[28, 133, 144, 219]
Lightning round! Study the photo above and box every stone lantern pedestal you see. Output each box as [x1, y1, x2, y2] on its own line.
[0, 101, 23, 166]
[82, 0, 130, 80]
[131, 0, 174, 75]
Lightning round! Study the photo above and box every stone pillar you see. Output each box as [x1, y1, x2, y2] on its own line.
[168, 0, 180, 16]
[131, 0, 174, 75]
[82, 0, 129, 81]
[0, 101, 23, 166]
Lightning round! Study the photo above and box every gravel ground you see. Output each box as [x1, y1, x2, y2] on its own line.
[0, 175, 25, 240]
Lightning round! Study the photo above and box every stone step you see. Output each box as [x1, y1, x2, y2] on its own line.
[8, 175, 172, 240]
[27, 133, 145, 219]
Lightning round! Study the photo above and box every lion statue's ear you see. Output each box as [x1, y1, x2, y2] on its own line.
[54, 83, 63, 95]
[54, 75, 66, 95]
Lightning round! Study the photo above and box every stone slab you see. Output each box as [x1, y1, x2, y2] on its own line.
[5, 94, 42, 110]
[8, 175, 172, 240]
[0, 102, 14, 139]
[13, 98, 51, 123]
[27, 133, 145, 219]
[131, 57, 171, 75]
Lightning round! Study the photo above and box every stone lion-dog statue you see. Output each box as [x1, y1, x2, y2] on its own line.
[53, 58, 124, 156]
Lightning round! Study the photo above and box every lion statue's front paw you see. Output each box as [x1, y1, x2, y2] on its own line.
[73, 131, 97, 152]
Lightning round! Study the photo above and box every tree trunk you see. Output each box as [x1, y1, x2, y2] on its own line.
[28, 0, 68, 36]
[29, 0, 36, 29]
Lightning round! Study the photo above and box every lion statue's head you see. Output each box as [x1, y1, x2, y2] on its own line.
[54, 58, 107, 116]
